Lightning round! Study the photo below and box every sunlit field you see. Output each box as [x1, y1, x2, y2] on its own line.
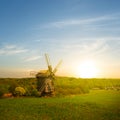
[0, 90, 120, 120]
[0, 77, 120, 120]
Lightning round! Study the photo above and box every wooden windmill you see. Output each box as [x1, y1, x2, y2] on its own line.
[36, 53, 62, 96]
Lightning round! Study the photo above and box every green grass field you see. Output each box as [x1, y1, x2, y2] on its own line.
[0, 90, 120, 120]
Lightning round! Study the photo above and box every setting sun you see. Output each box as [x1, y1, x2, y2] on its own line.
[77, 60, 99, 78]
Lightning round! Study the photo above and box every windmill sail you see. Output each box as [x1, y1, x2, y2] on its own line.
[45, 53, 52, 74]
[53, 60, 62, 74]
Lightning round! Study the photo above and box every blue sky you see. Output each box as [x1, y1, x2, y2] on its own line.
[0, 0, 120, 78]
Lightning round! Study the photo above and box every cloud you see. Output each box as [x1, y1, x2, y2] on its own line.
[44, 14, 119, 28]
[59, 38, 112, 58]
[24, 55, 42, 62]
[0, 44, 28, 55]
[79, 40, 107, 53]
[4, 45, 16, 49]
[87, 41, 110, 57]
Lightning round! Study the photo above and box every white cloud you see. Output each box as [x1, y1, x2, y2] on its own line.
[44, 14, 119, 28]
[4, 45, 16, 49]
[0, 44, 28, 55]
[24, 55, 42, 62]
[82, 40, 107, 54]
[59, 38, 112, 59]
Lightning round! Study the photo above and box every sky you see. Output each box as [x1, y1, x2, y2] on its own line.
[0, 0, 120, 78]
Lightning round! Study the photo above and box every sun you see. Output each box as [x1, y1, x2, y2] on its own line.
[77, 60, 99, 78]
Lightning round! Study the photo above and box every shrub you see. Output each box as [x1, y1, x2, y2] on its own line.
[24, 85, 37, 96]
[0, 85, 9, 97]
[14, 87, 26, 96]
[9, 81, 18, 94]
[24, 87, 31, 96]
[31, 88, 39, 97]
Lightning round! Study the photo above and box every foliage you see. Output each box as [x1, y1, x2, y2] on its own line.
[14, 87, 26, 96]
[0, 84, 9, 97]
[31, 88, 39, 97]
[55, 77, 90, 96]
[0, 77, 120, 96]
[9, 81, 19, 95]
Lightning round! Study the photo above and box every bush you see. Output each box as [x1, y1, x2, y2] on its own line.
[14, 87, 26, 96]
[0, 85, 9, 97]
[24, 87, 31, 96]
[9, 81, 18, 94]
[31, 88, 39, 97]
[24, 85, 37, 96]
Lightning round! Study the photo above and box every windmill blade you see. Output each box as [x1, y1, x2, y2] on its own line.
[45, 53, 52, 73]
[45, 53, 51, 66]
[53, 60, 62, 74]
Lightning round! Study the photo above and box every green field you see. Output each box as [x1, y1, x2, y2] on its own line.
[0, 90, 120, 120]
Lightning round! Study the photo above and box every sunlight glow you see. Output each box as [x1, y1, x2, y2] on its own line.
[77, 60, 99, 78]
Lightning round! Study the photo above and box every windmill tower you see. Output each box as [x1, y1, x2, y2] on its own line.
[36, 53, 62, 96]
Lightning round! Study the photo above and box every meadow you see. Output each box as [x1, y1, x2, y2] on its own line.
[0, 90, 120, 120]
[0, 77, 120, 120]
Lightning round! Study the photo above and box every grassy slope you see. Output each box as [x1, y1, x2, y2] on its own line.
[0, 90, 120, 120]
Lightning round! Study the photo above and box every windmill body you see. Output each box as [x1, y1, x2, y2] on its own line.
[36, 70, 55, 96]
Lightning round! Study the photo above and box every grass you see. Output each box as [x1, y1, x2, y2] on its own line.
[0, 90, 120, 120]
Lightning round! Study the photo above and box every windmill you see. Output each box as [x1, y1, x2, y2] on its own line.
[36, 53, 62, 96]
